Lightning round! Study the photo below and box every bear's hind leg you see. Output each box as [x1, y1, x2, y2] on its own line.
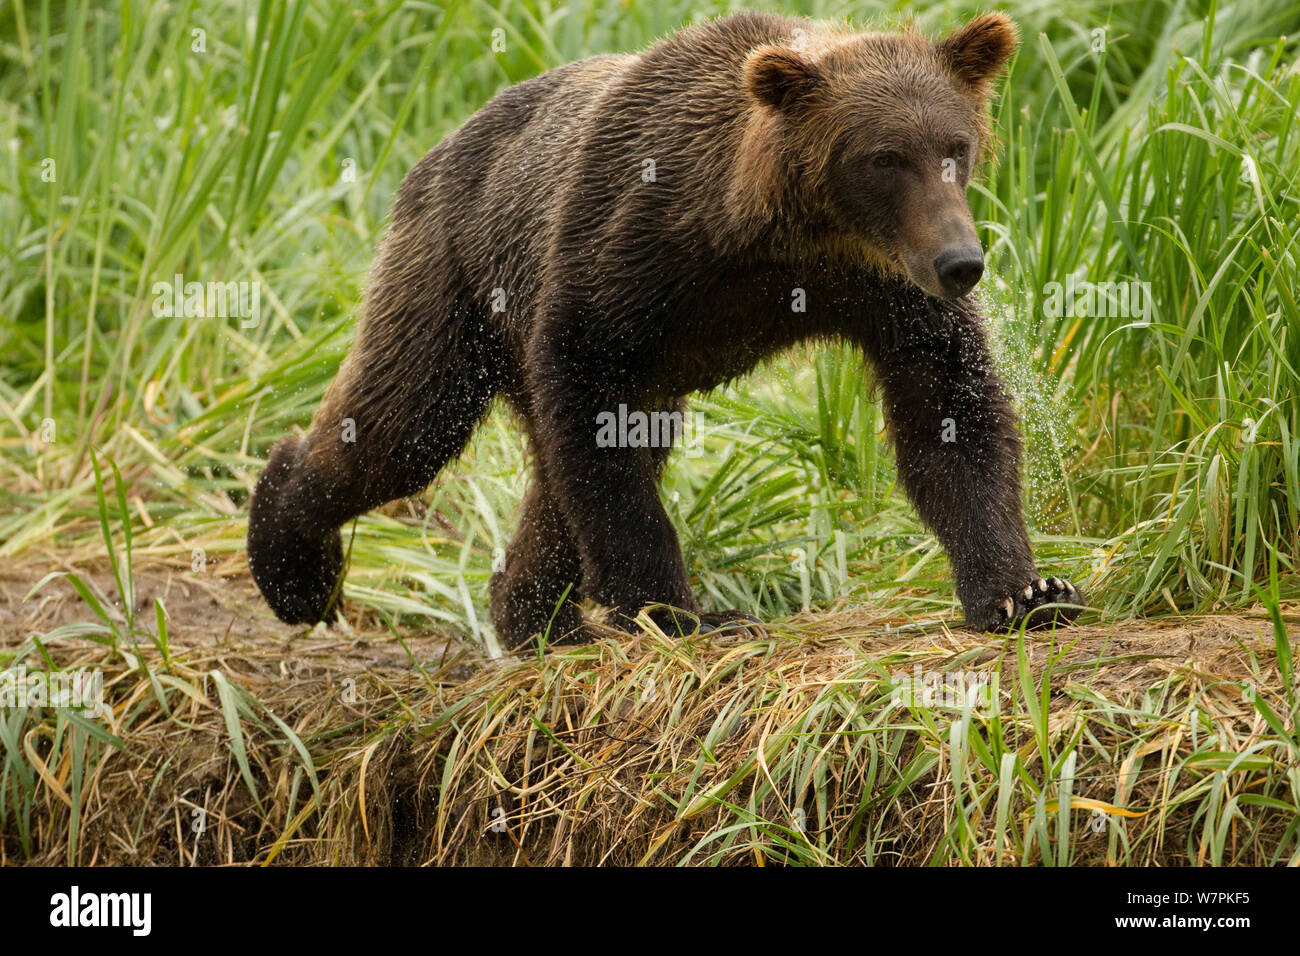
[489, 471, 587, 648]
[247, 435, 347, 625]
[248, 301, 507, 626]
[527, 371, 764, 640]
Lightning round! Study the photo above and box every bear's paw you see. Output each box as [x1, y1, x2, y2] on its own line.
[987, 576, 1086, 631]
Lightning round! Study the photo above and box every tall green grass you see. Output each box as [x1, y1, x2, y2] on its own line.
[1, 0, 1298, 646]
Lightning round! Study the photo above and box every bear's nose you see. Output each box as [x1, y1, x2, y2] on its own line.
[933, 246, 985, 298]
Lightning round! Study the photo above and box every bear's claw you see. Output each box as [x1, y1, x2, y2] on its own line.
[696, 610, 766, 638]
[989, 575, 1085, 631]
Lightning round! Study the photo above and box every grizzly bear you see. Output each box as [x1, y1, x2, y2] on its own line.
[247, 10, 1086, 647]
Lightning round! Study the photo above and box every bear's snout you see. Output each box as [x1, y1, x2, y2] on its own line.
[933, 245, 985, 298]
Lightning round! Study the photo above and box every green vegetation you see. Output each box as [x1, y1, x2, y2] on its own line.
[1, 0, 1297, 865]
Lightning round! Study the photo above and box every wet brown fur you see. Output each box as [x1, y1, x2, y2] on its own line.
[247, 11, 1086, 647]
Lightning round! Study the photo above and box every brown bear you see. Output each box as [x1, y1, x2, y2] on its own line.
[247, 10, 1086, 647]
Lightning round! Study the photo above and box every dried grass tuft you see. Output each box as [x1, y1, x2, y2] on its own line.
[3, 559, 1297, 866]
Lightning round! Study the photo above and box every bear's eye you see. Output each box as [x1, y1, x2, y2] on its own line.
[949, 143, 969, 162]
[872, 152, 901, 170]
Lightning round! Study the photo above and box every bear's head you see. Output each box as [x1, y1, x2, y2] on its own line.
[739, 13, 1018, 299]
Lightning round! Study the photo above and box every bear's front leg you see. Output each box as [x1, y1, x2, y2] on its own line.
[860, 294, 1086, 631]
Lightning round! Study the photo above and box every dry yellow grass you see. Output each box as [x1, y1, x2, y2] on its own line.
[2, 558, 1297, 866]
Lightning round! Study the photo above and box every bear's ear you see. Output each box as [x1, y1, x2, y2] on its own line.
[744, 46, 823, 111]
[936, 13, 1019, 89]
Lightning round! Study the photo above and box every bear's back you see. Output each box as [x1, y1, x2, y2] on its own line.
[379, 12, 836, 344]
